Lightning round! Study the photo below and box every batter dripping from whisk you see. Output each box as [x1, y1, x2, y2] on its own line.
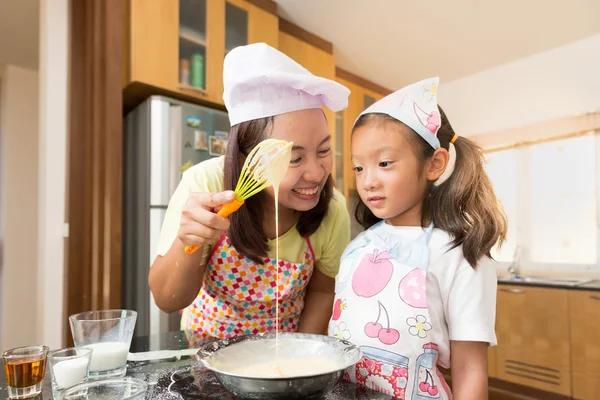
[148, 43, 351, 353]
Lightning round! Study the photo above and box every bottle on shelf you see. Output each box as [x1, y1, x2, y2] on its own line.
[191, 53, 205, 89]
[180, 58, 190, 85]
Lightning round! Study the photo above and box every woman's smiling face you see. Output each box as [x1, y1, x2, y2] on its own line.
[263, 108, 333, 212]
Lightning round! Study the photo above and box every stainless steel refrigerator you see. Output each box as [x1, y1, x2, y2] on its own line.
[122, 96, 230, 340]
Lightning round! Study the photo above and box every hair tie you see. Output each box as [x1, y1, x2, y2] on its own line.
[434, 134, 459, 186]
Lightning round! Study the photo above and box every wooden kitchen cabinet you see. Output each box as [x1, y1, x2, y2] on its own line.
[569, 290, 600, 400]
[488, 346, 497, 378]
[277, 20, 338, 182]
[335, 69, 390, 199]
[123, 0, 278, 108]
[495, 285, 571, 396]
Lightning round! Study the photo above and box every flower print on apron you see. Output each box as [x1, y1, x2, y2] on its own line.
[184, 233, 315, 341]
[329, 222, 452, 399]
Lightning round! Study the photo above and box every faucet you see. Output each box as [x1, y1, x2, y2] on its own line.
[507, 246, 521, 279]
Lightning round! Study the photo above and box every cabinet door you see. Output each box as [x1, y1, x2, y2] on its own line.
[278, 31, 337, 182]
[217, 0, 277, 106]
[246, 2, 278, 48]
[570, 290, 600, 399]
[335, 111, 344, 192]
[488, 346, 497, 378]
[128, 0, 179, 89]
[177, 0, 215, 101]
[573, 374, 600, 400]
[225, 0, 248, 54]
[334, 78, 385, 199]
[334, 77, 362, 198]
[496, 285, 571, 396]
[225, 0, 278, 50]
[126, 0, 278, 107]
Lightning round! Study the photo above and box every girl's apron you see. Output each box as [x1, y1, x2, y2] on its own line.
[183, 233, 315, 341]
[329, 222, 452, 400]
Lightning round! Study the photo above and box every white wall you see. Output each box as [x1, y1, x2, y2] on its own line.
[439, 34, 600, 136]
[438, 34, 600, 278]
[37, 0, 69, 350]
[0, 64, 40, 351]
[0, 0, 69, 352]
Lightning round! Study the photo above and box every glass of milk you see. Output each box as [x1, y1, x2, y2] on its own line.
[48, 347, 92, 398]
[69, 310, 137, 380]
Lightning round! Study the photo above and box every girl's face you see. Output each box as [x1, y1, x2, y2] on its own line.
[263, 108, 333, 212]
[351, 120, 431, 226]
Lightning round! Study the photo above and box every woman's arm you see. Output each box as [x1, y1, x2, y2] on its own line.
[149, 241, 207, 313]
[297, 268, 335, 334]
[450, 341, 489, 399]
[149, 191, 233, 312]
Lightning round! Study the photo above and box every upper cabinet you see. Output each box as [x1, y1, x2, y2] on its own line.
[277, 19, 338, 184]
[335, 68, 391, 199]
[123, 0, 278, 108]
[178, 0, 211, 97]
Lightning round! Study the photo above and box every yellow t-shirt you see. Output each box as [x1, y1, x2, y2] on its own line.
[156, 156, 351, 278]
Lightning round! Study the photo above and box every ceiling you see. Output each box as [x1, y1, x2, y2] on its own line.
[275, 0, 600, 90]
[0, 0, 598, 86]
[0, 0, 39, 70]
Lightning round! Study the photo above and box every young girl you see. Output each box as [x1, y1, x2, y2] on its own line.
[328, 77, 507, 399]
[149, 43, 352, 341]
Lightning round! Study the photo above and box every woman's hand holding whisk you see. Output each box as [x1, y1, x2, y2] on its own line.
[149, 190, 235, 313]
[178, 190, 235, 251]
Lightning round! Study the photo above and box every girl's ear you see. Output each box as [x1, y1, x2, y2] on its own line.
[427, 148, 450, 181]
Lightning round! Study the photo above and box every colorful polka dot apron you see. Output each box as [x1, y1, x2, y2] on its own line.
[184, 233, 315, 341]
[329, 222, 452, 399]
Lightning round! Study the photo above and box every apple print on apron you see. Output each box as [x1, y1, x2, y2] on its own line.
[329, 222, 452, 399]
[352, 249, 394, 297]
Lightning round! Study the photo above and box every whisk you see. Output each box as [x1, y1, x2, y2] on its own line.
[185, 138, 293, 254]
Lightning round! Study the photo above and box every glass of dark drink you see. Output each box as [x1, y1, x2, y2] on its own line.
[2, 345, 49, 399]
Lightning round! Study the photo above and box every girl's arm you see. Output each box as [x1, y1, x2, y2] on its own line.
[450, 341, 489, 399]
[298, 269, 335, 334]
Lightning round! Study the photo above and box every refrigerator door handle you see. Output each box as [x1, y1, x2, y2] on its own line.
[169, 105, 183, 199]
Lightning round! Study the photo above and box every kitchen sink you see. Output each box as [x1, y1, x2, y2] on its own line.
[497, 275, 595, 287]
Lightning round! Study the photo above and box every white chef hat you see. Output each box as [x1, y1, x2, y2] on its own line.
[356, 77, 457, 186]
[357, 77, 442, 148]
[223, 42, 350, 126]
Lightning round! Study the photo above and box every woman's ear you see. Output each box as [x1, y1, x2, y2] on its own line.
[427, 148, 450, 181]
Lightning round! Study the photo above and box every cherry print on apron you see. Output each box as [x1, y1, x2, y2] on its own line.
[365, 301, 399, 345]
[329, 222, 452, 399]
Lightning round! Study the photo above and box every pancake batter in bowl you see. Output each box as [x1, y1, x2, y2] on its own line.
[205, 337, 348, 379]
[226, 356, 343, 378]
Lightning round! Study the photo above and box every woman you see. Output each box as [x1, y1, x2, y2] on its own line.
[149, 43, 352, 340]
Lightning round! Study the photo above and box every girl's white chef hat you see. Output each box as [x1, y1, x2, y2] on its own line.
[357, 77, 457, 186]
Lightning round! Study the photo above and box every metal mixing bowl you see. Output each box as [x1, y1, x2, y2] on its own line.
[197, 332, 362, 400]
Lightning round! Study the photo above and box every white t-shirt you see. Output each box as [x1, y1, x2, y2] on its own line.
[338, 223, 498, 369]
[417, 226, 497, 368]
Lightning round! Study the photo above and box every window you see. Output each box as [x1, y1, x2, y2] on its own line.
[485, 149, 518, 262]
[485, 132, 598, 268]
[528, 135, 597, 264]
